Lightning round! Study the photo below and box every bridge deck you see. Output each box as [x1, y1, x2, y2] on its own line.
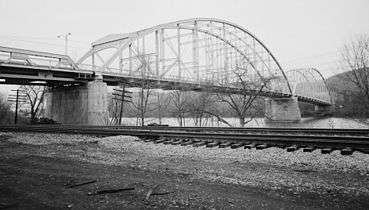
[0, 46, 331, 106]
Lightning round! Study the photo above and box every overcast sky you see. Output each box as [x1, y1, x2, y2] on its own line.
[0, 0, 368, 82]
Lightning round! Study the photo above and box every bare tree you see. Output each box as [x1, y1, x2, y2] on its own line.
[19, 85, 46, 123]
[130, 83, 153, 126]
[126, 53, 157, 126]
[341, 34, 369, 104]
[187, 92, 217, 126]
[170, 90, 190, 126]
[155, 91, 171, 125]
[216, 66, 271, 127]
[108, 95, 119, 125]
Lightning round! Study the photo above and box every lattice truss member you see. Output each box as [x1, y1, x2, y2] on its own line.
[77, 18, 292, 94]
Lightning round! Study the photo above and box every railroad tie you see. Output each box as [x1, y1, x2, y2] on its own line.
[244, 143, 256, 149]
[274, 144, 288, 149]
[303, 146, 316, 152]
[340, 147, 354, 155]
[230, 142, 246, 149]
[181, 139, 195, 146]
[255, 144, 269, 150]
[163, 139, 176, 145]
[206, 141, 220, 148]
[218, 141, 232, 148]
[179, 139, 189, 146]
[286, 145, 299, 152]
[193, 141, 207, 147]
[153, 137, 167, 144]
[169, 139, 183, 145]
[144, 138, 154, 142]
[321, 148, 334, 154]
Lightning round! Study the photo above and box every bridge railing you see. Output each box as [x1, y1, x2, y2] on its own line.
[0, 46, 78, 70]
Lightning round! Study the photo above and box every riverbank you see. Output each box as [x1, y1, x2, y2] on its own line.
[1, 132, 368, 209]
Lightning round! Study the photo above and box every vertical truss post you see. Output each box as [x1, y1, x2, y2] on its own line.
[142, 36, 146, 77]
[223, 23, 228, 84]
[155, 30, 160, 79]
[119, 47, 123, 72]
[129, 44, 132, 75]
[209, 22, 214, 80]
[177, 24, 181, 80]
[136, 38, 140, 76]
[205, 32, 209, 75]
[209, 21, 215, 83]
[192, 21, 199, 83]
[253, 39, 256, 74]
[118, 84, 126, 125]
[160, 28, 165, 79]
[91, 47, 95, 71]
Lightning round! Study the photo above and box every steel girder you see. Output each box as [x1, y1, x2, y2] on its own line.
[0, 46, 78, 70]
[77, 18, 292, 94]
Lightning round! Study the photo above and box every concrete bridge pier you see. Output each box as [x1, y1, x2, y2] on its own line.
[45, 78, 108, 125]
[264, 96, 301, 122]
[314, 105, 333, 116]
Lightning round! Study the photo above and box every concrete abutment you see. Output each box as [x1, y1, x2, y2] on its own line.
[45, 80, 108, 125]
[264, 96, 301, 122]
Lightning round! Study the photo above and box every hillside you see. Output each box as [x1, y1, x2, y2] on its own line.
[325, 71, 359, 93]
[325, 68, 369, 116]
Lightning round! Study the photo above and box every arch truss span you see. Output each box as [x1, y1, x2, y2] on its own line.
[77, 18, 292, 94]
[286, 68, 332, 105]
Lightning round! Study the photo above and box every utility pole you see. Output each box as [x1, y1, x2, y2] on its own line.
[8, 89, 27, 124]
[157, 92, 162, 125]
[118, 84, 125, 125]
[14, 89, 19, 124]
[57, 32, 72, 55]
[112, 86, 132, 125]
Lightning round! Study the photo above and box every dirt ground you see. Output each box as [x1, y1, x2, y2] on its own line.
[0, 133, 369, 209]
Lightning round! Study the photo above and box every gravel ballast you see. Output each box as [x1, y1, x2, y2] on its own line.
[2, 132, 369, 199]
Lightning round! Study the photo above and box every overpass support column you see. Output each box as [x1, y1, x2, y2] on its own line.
[264, 96, 301, 122]
[45, 79, 108, 125]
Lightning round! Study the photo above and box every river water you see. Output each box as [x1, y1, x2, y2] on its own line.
[120, 117, 369, 129]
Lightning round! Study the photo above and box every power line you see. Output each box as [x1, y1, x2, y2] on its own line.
[282, 51, 340, 63]
[0, 37, 87, 50]
[0, 34, 90, 45]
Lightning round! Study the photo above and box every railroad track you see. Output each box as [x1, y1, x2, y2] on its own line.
[105, 125, 369, 136]
[1, 125, 369, 155]
[3, 124, 369, 136]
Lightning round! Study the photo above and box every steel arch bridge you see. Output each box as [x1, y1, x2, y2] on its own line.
[76, 18, 331, 105]
[0, 18, 332, 106]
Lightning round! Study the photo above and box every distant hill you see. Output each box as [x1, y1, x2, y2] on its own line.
[326, 70, 360, 93]
[325, 68, 369, 117]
